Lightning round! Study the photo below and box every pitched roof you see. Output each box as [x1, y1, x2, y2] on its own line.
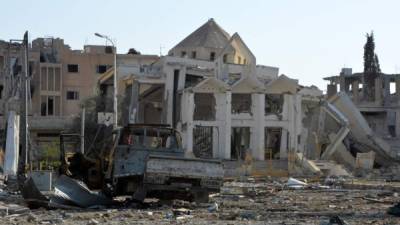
[173, 18, 230, 49]
[191, 77, 230, 93]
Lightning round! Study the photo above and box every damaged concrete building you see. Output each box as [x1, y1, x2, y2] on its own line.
[322, 68, 400, 168]
[325, 68, 400, 147]
[0, 37, 158, 168]
[99, 19, 323, 174]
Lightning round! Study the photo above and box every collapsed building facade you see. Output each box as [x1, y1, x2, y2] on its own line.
[325, 68, 400, 151]
[100, 19, 323, 174]
[321, 68, 400, 168]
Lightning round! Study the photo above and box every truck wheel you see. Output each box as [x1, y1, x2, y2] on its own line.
[193, 190, 209, 203]
[133, 186, 147, 202]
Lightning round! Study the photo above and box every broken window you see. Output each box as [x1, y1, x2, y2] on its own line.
[265, 94, 283, 115]
[40, 95, 59, 116]
[387, 111, 396, 137]
[48, 96, 54, 116]
[191, 51, 196, 59]
[184, 74, 203, 88]
[41, 96, 47, 116]
[210, 52, 215, 61]
[0, 85, 3, 99]
[227, 73, 241, 85]
[96, 65, 110, 74]
[66, 91, 79, 100]
[390, 82, 396, 94]
[265, 128, 282, 160]
[223, 54, 227, 63]
[238, 56, 242, 64]
[67, 64, 79, 73]
[231, 94, 252, 114]
[105, 46, 114, 54]
[388, 125, 396, 137]
[194, 93, 216, 121]
[181, 51, 187, 57]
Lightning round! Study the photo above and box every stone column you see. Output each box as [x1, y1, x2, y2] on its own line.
[375, 78, 382, 105]
[181, 91, 194, 154]
[396, 77, 400, 105]
[352, 80, 359, 103]
[280, 94, 292, 159]
[250, 93, 265, 160]
[215, 91, 231, 159]
[339, 75, 346, 92]
[383, 77, 391, 106]
[280, 129, 288, 159]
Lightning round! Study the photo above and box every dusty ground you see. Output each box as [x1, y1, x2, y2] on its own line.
[0, 177, 400, 225]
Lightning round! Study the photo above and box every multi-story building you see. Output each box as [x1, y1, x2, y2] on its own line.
[0, 37, 158, 159]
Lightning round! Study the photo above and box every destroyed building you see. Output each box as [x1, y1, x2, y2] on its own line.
[325, 68, 400, 141]
[99, 19, 323, 174]
[0, 37, 158, 170]
[324, 68, 400, 160]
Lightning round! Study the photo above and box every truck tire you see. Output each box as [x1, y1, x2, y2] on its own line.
[133, 186, 147, 202]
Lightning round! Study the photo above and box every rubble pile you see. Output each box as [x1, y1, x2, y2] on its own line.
[0, 177, 397, 224]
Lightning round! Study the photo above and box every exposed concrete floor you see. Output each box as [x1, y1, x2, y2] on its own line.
[0, 177, 400, 224]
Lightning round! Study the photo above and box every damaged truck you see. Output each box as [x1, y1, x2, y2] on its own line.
[59, 124, 224, 204]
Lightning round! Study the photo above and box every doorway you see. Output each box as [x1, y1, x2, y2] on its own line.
[231, 127, 250, 160]
[265, 127, 282, 160]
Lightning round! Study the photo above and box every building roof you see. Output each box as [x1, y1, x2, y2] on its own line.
[172, 18, 230, 49]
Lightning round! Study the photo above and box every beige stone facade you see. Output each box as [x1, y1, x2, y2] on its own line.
[0, 37, 158, 157]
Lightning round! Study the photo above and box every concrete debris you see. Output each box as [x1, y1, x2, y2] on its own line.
[207, 202, 218, 212]
[387, 202, 400, 217]
[0, 177, 398, 224]
[287, 177, 307, 189]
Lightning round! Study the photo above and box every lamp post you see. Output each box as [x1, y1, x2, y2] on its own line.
[94, 33, 118, 130]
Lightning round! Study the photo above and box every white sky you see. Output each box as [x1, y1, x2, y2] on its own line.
[2, 0, 400, 90]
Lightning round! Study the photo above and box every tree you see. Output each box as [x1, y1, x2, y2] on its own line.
[363, 32, 381, 75]
[127, 48, 141, 55]
[363, 32, 382, 100]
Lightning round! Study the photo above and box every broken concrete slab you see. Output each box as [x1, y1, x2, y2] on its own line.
[355, 151, 375, 170]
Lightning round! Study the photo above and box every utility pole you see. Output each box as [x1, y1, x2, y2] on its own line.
[17, 31, 29, 188]
[94, 33, 118, 130]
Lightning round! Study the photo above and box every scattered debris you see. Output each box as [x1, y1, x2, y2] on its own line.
[207, 202, 218, 212]
[50, 175, 113, 208]
[287, 177, 308, 189]
[387, 202, 400, 217]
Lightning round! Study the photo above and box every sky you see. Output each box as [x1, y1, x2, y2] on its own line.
[2, 0, 400, 91]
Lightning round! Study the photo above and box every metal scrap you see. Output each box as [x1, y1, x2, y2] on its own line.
[50, 175, 113, 208]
